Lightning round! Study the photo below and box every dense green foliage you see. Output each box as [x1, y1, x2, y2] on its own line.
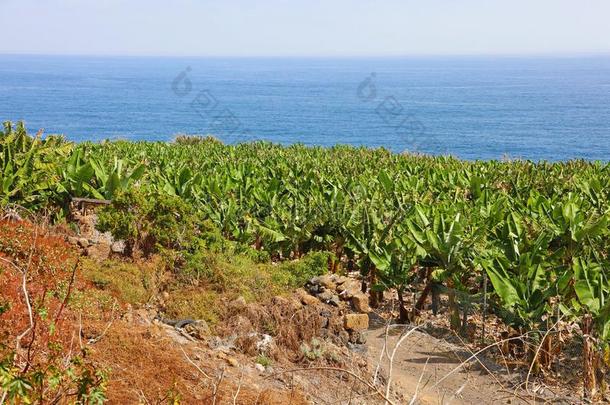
[3, 122, 610, 354]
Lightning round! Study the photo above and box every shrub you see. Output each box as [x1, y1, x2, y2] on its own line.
[277, 251, 331, 286]
[97, 188, 198, 257]
[173, 134, 223, 145]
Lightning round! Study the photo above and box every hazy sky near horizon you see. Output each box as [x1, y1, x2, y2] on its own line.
[1, 0, 609, 57]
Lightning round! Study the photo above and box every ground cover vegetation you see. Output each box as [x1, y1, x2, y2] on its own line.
[3, 121, 610, 399]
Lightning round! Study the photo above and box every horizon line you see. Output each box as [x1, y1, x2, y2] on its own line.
[2, 51, 610, 59]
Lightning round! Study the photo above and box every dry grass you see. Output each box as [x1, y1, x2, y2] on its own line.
[216, 295, 326, 361]
[89, 320, 310, 404]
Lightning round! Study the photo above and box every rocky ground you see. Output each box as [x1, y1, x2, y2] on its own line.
[79, 267, 581, 404]
[2, 208, 588, 404]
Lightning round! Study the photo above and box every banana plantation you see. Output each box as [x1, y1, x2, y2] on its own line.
[3, 121, 610, 394]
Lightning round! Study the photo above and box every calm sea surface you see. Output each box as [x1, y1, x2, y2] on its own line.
[1, 55, 609, 160]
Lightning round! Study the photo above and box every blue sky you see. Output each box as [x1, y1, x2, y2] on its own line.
[1, 0, 609, 57]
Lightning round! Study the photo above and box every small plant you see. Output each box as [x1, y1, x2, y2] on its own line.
[255, 354, 272, 368]
[300, 338, 324, 361]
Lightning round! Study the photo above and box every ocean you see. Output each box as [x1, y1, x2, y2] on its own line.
[1, 54, 609, 161]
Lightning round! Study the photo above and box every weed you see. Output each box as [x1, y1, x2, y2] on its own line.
[256, 354, 272, 368]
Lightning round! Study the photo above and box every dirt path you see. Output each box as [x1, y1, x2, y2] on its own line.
[363, 325, 533, 405]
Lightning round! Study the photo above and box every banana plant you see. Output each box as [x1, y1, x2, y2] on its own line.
[479, 232, 557, 330]
[56, 149, 96, 198]
[88, 157, 146, 200]
[404, 203, 477, 328]
[559, 257, 610, 398]
[0, 121, 72, 210]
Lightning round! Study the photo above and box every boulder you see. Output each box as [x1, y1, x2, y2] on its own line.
[255, 334, 274, 353]
[349, 331, 367, 344]
[334, 275, 350, 285]
[184, 320, 210, 339]
[337, 280, 361, 299]
[111, 241, 125, 254]
[296, 288, 320, 306]
[338, 330, 350, 345]
[328, 294, 341, 307]
[344, 314, 369, 331]
[301, 293, 320, 306]
[84, 243, 111, 260]
[317, 290, 335, 303]
[351, 293, 370, 313]
[316, 274, 337, 290]
[230, 296, 247, 310]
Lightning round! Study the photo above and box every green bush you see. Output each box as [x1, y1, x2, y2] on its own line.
[277, 251, 331, 286]
[96, 188, 198, 257]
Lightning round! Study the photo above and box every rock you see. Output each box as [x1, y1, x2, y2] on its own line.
[316, 275, 337, 290]
[337, 280, 361, 299]
[272, 295, 301, 312]
[349, 331, 367, 344]
[256, 334, 274, 353]
[307, 283, 321, 294]
[351, 293, 370, 313]
[317, 290, 335, 303]
[133, 308, 154, 326]
[338, 330, 350, 345]
[111, 241, 125, 253]
[227, 357, 239, 367]
[184, 320, 210, 339]
[334, 275, 349, 285]
[296, 289, 318, 306]
[300, 293, 319, 306]
[328, 295, 341, 307]
[77, 238, 90, 248]
[254, 363, 265, 373]
[344, 314, 369, 331]
[122, 305, 134, 323]
[230, 296, 247, 310]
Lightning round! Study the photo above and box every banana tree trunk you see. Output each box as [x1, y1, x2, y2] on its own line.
[369, 265, 382, 308]
[583, 314, 597, 400]
[397, 289, 410, 323]
[448, 289, 461, 331]
[414, 267, 433, 313]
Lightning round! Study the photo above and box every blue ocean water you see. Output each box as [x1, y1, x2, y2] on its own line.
[1, 54, 609, 161]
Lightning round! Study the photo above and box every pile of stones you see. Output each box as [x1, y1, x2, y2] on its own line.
[299, 274, 371, 345]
